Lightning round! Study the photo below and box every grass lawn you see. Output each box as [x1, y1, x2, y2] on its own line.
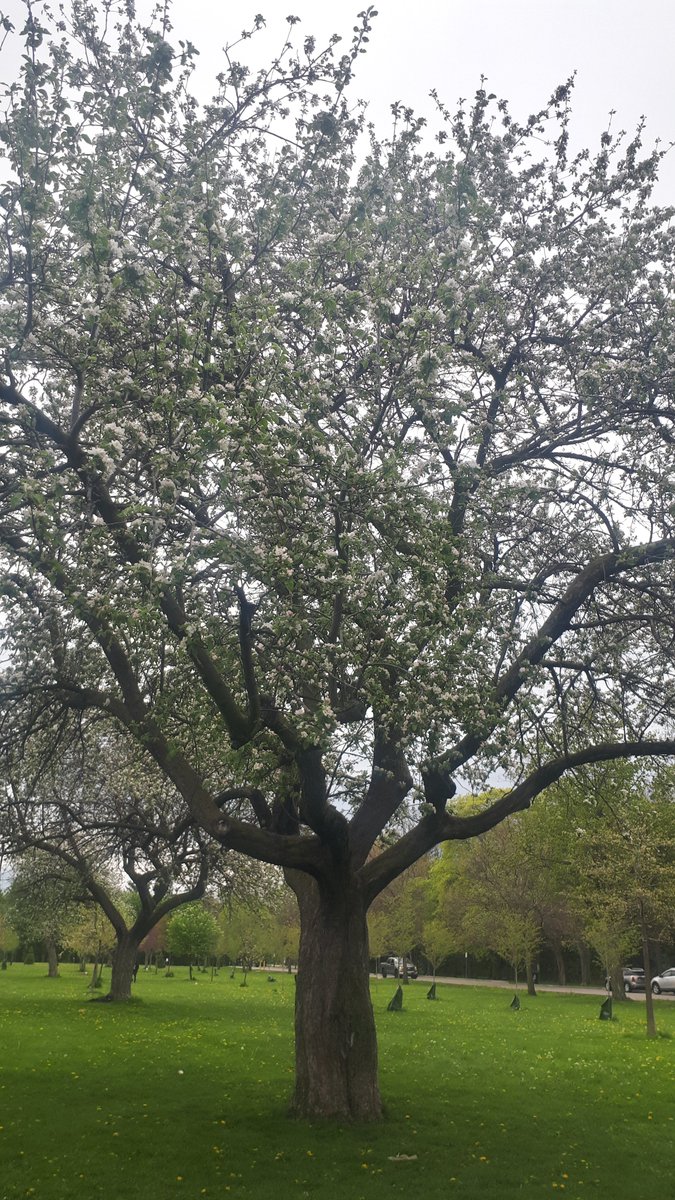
[0, 966, 673, 1200]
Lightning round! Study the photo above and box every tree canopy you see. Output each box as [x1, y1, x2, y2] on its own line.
[1, 0, 674, 1118]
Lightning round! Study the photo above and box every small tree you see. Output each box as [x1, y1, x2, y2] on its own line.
[462, 898, 542, 991]
[62, 903, 117, 973]
[167, 903, 218, 980]
[571, 765, 675, 1036]
[419, 916, 460, 981]
[367, 860, 429, 980]
[6, 853, 83, 976]
[264, 890, 300, 969]
[217, 901, 272, 982]
[1, 726, 217, 999]
[430, 803, 547, 991]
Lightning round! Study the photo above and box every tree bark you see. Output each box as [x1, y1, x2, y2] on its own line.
[639, 902, 657, 1038]
[526, 959, 536, 996]
[287, 869, 381, 1121]
[107, 932, 139, 1001]
[608, 955, 628, 1002]
[45, 937, 59, 978]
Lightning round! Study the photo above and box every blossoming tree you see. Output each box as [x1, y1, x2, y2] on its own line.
[1, 1, 675, 1118]
[1, 723, 217, 998]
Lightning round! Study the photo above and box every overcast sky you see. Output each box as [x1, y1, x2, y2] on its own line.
[161, 0, 675, 201]
[2, 0, 674, 197]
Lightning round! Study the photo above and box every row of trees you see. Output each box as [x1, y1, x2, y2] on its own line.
[0, 868, 301, 978]
[5, 761, 673, 1024]
[1, 1, 675, 1118]
[369, 763, 675, 1035]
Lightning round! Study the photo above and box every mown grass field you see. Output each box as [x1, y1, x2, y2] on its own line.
[0, 965, 673, 1200]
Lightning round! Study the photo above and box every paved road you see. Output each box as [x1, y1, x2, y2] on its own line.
[261, 965, 673, 999]
[380, 973, 675, 1000]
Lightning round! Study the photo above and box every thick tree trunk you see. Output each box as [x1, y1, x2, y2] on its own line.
[107, 933, 139, 1001]
[287, 870, 381, 1121]
[45, 937, 59, 978]
[526, 960, 536, 996]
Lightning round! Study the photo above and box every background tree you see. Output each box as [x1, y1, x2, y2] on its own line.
[569, 764, 675, 1035]
[1, 723, 218, 999]
[263, 887, 301, 969]
[6, 852, 83, 976]
[1, 1, 675, 1118]
[463, 899, 542, 992]
[419, 915, 460, 981]
[167, 901, 218, 980]
[0, 892, 19, 966]
[366, 907, 390, 974]
[61, 901, 117, 974]
[139, 913, 170, 970]
[217, 898, 275, 982]
[366, 858, 429, 978]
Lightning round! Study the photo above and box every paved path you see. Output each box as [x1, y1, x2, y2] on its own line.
[382, 973, 674, 1000]
[261, 965, 673, 1000]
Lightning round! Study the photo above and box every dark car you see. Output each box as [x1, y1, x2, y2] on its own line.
[380, 956, 418, 980]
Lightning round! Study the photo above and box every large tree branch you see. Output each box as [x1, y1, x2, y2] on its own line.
[349, 724, 413, 866]
[363, 737, 675, 903]
[295, 745, 350, 852]
[424, 537, 675, 804]
[3, 803, 130, 936]
[158, 587, 253, 745]
[0, 381, 252, 746]
[235, 584, 261, 728]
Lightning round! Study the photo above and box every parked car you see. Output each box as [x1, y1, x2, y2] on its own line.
[380, 956, 418, 980]
[605, 966, 645, 994]
[651, 968, 675, 995]
[623, 967, 646, 993]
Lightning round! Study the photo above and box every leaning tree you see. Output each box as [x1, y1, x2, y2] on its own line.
[1, 1, 675, 1118]
[0, 716, 220, 999]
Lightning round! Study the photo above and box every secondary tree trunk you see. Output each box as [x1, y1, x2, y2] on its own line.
[639, 902, 657, 1038]
[287, 869, 381, 1121]
[45, 937, 59, 978]
[552, 939, 566, 986]
[577, 942, 591, 987]
[608, 955, 628, 1003]
[107, 933, 139, 1001]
